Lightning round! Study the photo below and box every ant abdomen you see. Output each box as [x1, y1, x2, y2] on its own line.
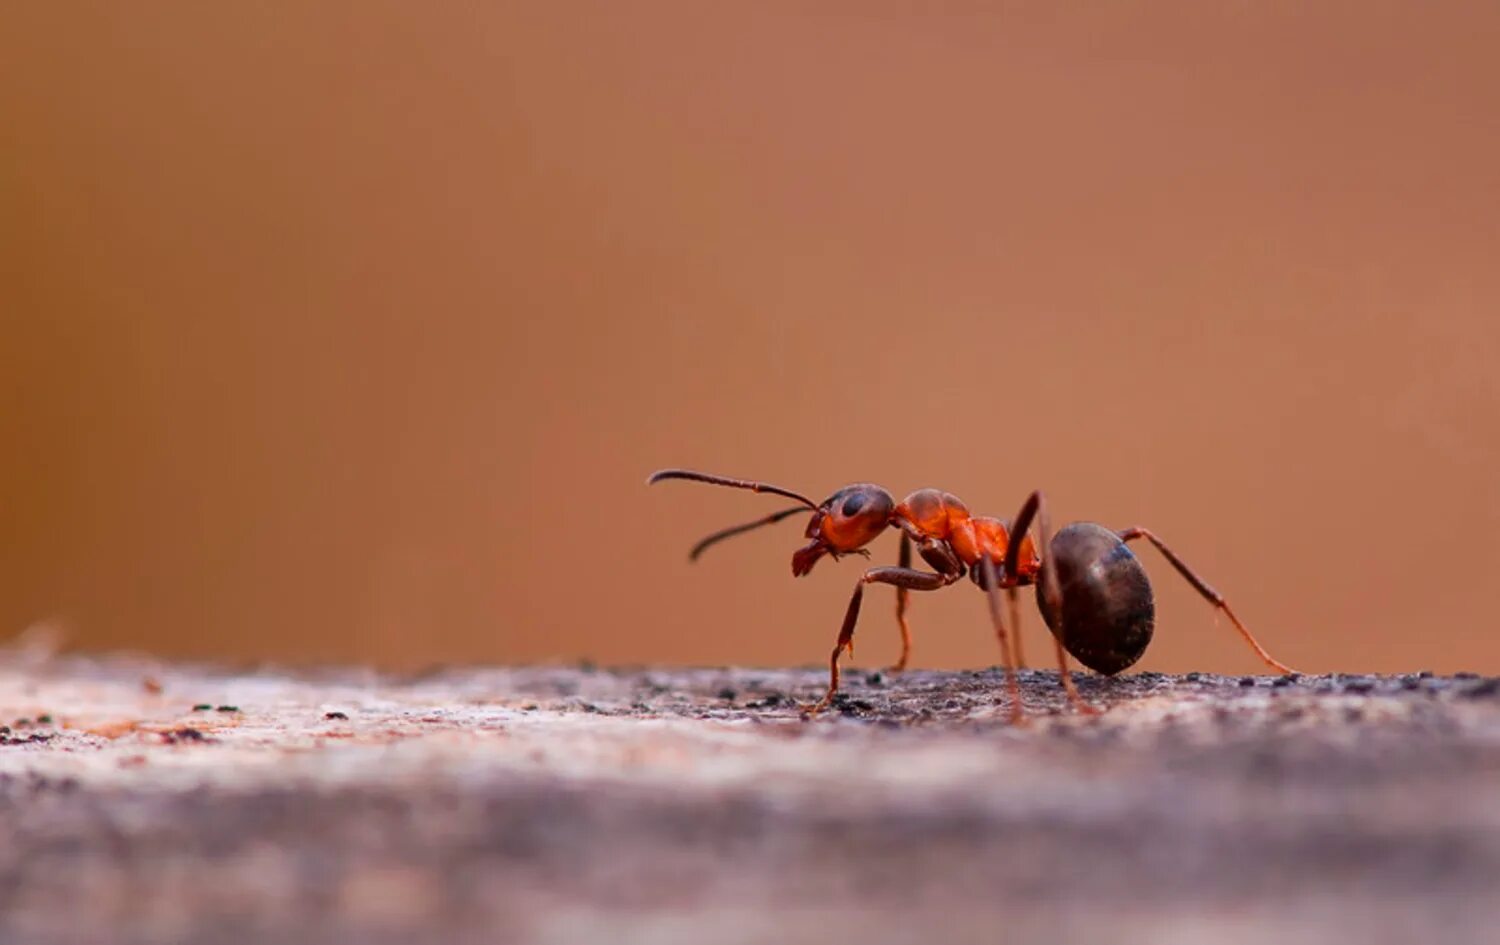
[1036, 522, 1155, 675]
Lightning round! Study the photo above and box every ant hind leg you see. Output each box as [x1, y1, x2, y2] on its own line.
[1116, 527, 1295, 674]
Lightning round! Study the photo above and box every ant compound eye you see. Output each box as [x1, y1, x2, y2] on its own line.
[829, 485, 891, 523]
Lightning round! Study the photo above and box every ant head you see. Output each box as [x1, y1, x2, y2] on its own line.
[791, 484, 896, 576]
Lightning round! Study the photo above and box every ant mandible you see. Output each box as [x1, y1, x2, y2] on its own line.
[648, 468, 1295, 721]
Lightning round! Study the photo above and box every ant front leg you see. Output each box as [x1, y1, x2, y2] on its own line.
[806, 559, 961, 715]
[1005, 491, 1098, 715]
[1116, 527, 1296, 674]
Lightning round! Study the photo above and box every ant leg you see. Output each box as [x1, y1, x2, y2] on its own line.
[979, 558, 1025, 724]
[1117, 527, 1296, 674]
[806, 565, 956, 715]
[1006, 586, 1027, 669]
[1005, 492, 1098, 715]
[889, 533, 914, 673]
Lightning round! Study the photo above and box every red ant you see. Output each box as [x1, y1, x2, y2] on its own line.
[648, 468, 1295, 721]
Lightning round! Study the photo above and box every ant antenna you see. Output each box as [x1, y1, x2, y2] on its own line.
[647, 469, 820, 509]
[688, 506, 812, 561]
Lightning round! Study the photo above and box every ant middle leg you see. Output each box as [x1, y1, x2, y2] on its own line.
[1006, 586, 1027, 670]
[979, 558, 1025, 724]
[1005, 491, 1098, 715]
[1116, 527, 1295, 674]
[885, 530, 965, 674]
[889, 533, 914, 673]
[807, 562, 960, 714]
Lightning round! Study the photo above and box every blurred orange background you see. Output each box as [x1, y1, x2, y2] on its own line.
[4, 3, 1499, 674]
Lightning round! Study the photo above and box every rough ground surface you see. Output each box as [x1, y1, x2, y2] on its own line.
[1, 657, 1499, 944]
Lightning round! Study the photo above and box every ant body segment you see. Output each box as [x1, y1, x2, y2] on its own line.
[649, 468, 1295, 720]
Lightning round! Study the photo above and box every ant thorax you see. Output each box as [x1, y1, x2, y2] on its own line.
[894, 488, 970, 542]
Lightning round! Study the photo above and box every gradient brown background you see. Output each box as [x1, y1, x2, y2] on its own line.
[4, 3, 1499, 674]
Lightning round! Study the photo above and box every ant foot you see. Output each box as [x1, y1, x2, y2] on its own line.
[796, 692, 838, 717]
[790, 697, 827, 716]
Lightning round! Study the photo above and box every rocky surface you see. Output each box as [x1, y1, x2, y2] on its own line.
[1, 657, 1498, 944]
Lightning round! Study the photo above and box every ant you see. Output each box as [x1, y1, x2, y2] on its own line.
[648, 468, 1295, 721]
